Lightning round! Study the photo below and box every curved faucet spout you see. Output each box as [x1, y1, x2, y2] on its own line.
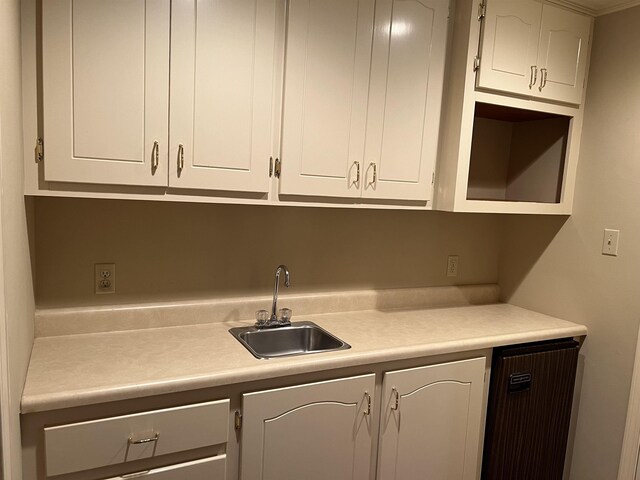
[271, 265, 291, 320]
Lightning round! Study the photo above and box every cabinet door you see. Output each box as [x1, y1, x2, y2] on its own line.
[169, 0, 277, 193]
[279, 0, 375, 198]
[363, 0, 448, 201]
[534, 4, 591, 105]
[42, 0, 170, 187]
[477, 0, 542, 97]
[377, 358, 486, 480]
[241, 374, 375, 480]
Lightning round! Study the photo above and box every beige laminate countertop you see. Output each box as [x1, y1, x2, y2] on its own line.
[21, 303, 587, 414]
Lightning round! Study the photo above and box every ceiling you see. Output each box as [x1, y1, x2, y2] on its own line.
[552, 0, 640, 15]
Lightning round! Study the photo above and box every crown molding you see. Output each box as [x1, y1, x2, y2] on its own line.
[546, 0, 597, 15]
[548, 0, 640, 16]
[595, 0, 640, 15]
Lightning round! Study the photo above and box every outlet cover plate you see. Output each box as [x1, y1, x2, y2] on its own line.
[95, 263, 115, 294]
[447, 255, 459, 277]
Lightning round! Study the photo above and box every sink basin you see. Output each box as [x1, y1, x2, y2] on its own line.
[229, 321, 351, 359]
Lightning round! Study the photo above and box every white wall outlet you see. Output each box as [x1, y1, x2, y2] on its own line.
[602, 229, 620, 256]
[95, 263, 115, 294]
[447, 255, 459, 277]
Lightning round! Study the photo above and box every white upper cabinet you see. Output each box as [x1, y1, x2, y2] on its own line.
[42, 0, 170, 187]
[535, 4, 592, 105]
[280, 0, 448, 202]
[477, 0, 592, 105]
[476, 0, 542, 97]
[377, 358, 486, 480]
[363, 0, 449, 201]
[279, 0, 375, 198]
[169, 0, 278, 193]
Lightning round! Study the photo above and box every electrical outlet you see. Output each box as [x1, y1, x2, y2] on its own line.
[447, 255, 459, 277]
[602, 229, 620, 256]
[95, 263, 115, 294]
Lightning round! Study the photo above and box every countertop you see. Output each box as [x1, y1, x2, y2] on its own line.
[21, 303, 587, 414]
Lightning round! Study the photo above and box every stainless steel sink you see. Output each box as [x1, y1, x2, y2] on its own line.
[229, 321, 351, 359]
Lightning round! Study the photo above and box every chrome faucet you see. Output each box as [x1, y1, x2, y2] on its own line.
[271, 264, 291, 323]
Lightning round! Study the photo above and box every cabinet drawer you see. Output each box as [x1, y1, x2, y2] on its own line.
[103, 456, 226, 480]
[45, 399, 229, 477]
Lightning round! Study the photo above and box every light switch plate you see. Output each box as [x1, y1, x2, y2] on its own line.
[602, 229, 620, 256]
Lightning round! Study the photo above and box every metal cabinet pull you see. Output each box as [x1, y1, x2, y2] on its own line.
[151, 141, 159, 172]
[128, 433, 160, 445]
[369, 162, 377, 185]
[177, 144, 184, 173]
[364, 392, 372, 416]
[120, 470, 151, 478]
[529, 65, 537, 89]
[391, 387, 399, 411]
[539, 68, 548, 92]
[354, 161, 361, 184]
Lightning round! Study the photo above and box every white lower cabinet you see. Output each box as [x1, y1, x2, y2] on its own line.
[103, 456, 226, 480]
[240, 359, 486, 480]
[377, 358, 486, 480]
[43, 399, 230, 477]
[240, 374, 376, 480]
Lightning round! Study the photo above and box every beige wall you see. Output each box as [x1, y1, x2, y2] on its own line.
[499, 7, 640, 480]
[0, 0, 36, 477]
[34, 197, 501, 307]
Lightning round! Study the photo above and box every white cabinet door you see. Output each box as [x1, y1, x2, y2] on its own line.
[279, 0, 375, 198]
[477, 0, 542, 97]
[241, 374, 375, 480]
[169, 0, 278, 193]
[42, 0, 170, 187]
[377, 358, 486, 480]
[534, 4, 591, 105]
[363, 0, 449, 201]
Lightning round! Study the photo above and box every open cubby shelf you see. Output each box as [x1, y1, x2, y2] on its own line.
[467, 102, 570, 204]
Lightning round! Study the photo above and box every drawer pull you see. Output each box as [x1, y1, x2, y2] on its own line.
[120, 470, 151, 478]
[128, 433, 160, 445]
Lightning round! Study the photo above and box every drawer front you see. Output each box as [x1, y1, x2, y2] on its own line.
[104, 456, 226, 480]
[45, 399, 229, 477]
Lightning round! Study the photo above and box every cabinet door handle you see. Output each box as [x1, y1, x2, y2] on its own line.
[391, 387, 399, 411]
[539, 68, 548, 92]
[151, 141, 159, 172]
[177, 144, 185, 173]
[529, 65, 537, 89]
[364, 392, 372, 416]
[369, 162, 377, 185]
[353, 161, 361, 184]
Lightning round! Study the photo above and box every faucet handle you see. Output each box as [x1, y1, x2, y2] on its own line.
[277, 308, 292, 326]
[255, 310, 270, 328]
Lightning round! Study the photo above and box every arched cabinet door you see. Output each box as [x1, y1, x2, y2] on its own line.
[240, 374, 375, 480]
[377, 358, 486, 480]
[534, 4, 592, 105]
[476, 0, 543, 97]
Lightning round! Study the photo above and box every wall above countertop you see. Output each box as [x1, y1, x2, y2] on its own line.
[33, 197, 503, 309]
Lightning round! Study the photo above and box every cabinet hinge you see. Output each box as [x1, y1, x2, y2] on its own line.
[478, 2, 486, 20]
[269, 156, 274, 177]
[35, 138, 44, 163]
[473, 56, 481, 72]
[234, 411, 243, 430]
[274, 158, 282, 179]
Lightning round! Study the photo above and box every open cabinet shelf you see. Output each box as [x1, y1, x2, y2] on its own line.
[467, 103, 570, 204]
